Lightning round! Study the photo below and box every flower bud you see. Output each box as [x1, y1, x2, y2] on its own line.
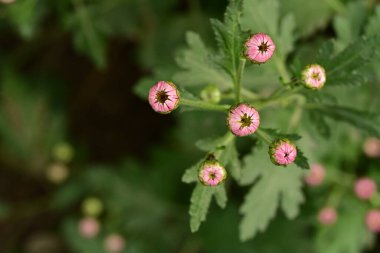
[302, 64, 326, 90]
[354, 177, 377, 200]
[304, 164, 326, 186]
[318, 207, 337, 225]
[227, 103, 260, 137]
[78, 217, 100, 239]
[198, 160, 227, 186]
[366, 209, 380, 232]
[363, 138, 380, 158]
[104, 234, 126, 253]
[269, 138, 297, 166]
[245, 33, 276, 63]
[200, 85, 221, 104]
[81, 197, 104, 217]
[148, 81, 180, 114]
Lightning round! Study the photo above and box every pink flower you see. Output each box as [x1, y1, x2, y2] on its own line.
[148, 81, 179, 114]
[363, 138, 380, 158]
[245, 33, 276, 63]
[366, 209, 380, 232]
[198, 161, 227, 186]
[78, 217, 100, 239]
[269, 138, 297, 166]
[318, 207, 337, 225]
[305, 164, 326, 186]
[104, 233, 126, 253]
[227, 104, 260, 137]
[302, 64, 326, 90]
[354, 177, 377, 200]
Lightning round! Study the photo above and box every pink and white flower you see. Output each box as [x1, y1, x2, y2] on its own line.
[366, 209, 380, 232]
[305, 164, 326, 186]
[354, 177, 377, 200]
[245, 33, 276, 63]
[269, 138, 297, 166]
[198, 161, 227, 186]
[318, 207, 337, 225]
[104, 234, 126, 253]
[148, 81, 179, 114]
[227, 104, 260, 137]
[302, 64, 326, 90]
[363, 138, 380, 158]
[78, 217, 100, 239]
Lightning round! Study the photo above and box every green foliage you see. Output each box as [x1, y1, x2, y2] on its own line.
[239, 148, 304, 241]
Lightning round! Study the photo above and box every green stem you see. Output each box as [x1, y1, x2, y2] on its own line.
[274, 56, 291, 84]
[180, 98, 230, 112]
[241, 88, 259, 100]
[254, 87, 303, 110]
[255, 129, 273, 145]
[234, 58, 246, 103]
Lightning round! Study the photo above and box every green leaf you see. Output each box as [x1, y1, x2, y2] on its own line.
[366, 5, 380, 36]
[181, 159, 203, 183]
[239, 148, 304, 241]
[333, 1, 368, 50]
[173, 32, 232, 90]
[189, 183, 215, 232]
[315, 35, 380, 87]
[316, 197, 374, 253]
[259, 128, 302, 142]
[308, 104, 380, 138]
[210, 0, 245, 80]
[214, 185, 228, 209]
[307, 110, 331, 138]
[219, 139, 242, 181]
[294, 147, 310, 170]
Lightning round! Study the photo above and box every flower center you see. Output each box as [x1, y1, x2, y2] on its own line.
[311, 72, 320, 81]
[156, 90, 169, 104]
[258, 42, 269, 53]
[240, 113, 252, 128]
[209, 172, 216, 180]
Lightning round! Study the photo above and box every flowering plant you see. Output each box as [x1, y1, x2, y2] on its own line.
[140, 0, 380, 245]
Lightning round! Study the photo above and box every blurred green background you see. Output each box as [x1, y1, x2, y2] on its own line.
[0, 0, 380, 252]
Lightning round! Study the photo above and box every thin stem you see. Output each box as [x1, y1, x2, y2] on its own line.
[180, 98, 230, 112]
[234, 58, 246, 103]
[274, 56, 291, 84]
[255, 129, 273, 145]
[241, 88, 259, 100]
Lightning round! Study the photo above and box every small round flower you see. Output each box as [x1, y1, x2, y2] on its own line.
[366, 209, 380, 232]
[318, 207, 337, 225]
[363, 138, 380, 158]
[198, 160, 227, 186]
[227, 104, 260, 137]
[269, 138, 297, 166]
[245, 33, 276, 63]
[354, 177, 377, 200]
[305, 164, 326, 186]
[78, 217, 100, 239]
[104, 234, 126, 253]
[200, 85, 221, 104]
[148, 81, 179, 114]
[81, 197, 104, 217]
[302, 64, 326, 90]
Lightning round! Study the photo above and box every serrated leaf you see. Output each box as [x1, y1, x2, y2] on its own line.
[308, 104, 380, 138]
[315, 35, 380, 86]
[214, 185, 228, 209]
[210, 0, 245, 80]
[182, 160, 203, 183]
[316, 197, 374, 253]
[189, 183, 215, 232]
[173, 32, 232, 90]
[239, 148, 304, 241]
[294, 147, 310, 170]
[219, 139, 242, 181]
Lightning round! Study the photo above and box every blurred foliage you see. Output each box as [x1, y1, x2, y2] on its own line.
[0, 0, 380, 253]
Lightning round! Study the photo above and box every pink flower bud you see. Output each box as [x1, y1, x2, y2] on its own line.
[302, 64, 326, 90]
[104, 234, 126, 253]
[304, 164, 326, 186]
[227, 103, 260, 137]
[269, 138, 297, 166]
[363, 138, 380, 158]
[354, 177, 377, 200]
[78, 217, 100, 239]
[198, 160, 227, 186]
[245, 33, 276, 63]
[366, 209, 380, 232]
[148, 81, 179, 114]
[318, 207, 337, 225]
